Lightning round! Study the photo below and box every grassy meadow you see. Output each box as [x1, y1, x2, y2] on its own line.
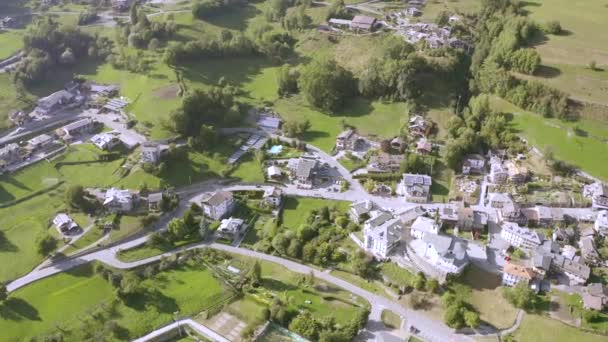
[512, 314, 607, 342]
[0, 263, 231, 341]
[492, 97, 608, 180]
[281, 197, 350, 231]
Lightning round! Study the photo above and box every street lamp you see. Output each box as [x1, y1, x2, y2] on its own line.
[173, 311, 182, 337]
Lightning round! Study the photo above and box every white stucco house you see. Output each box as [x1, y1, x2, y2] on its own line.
[410, 216, 441, 239]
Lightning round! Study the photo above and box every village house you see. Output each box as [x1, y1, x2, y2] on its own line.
[26, 134, 54, 151]
[594, 210, 608, 236]
[438, 204, 459, 226]
[147, 192, 163, 212]
[462, 154, 485, 175]
[561, 245, 577, 260]
[582, 283, 608, 311]
[140, 142, 169, 165]
[583, 182, 608, 210]
[395, 205, 425, 224]
[502, 262, 536, 287]
[579, 236, 601, 265]
[521, 206, 562, 227]
[363, 212, 404, 259]
[416, 139, 432, 155]
[266, 165, 283, 180]
[350, 200, 376, 223]
[200, 191, 235, 220]
[406, 7, 422, 16]
[457, 207, 488, 231]
[103, 188, 136, 213]
[58, 118, 97, 141]
[35, 90, 76, 115]
[411, 216, 441, 239]
[505, 160, 528, 184]
[551, 255, 590, 285]
[408, 115, 430, 137]
[218, 217, 245, 241]
[9, 111, 29, 126]
[410, 234, 469, 276]
[351, 15, 378, 31]
[258, 115, 282, 131]
[552, 227, 575, 246]
[91, 133, 120, 150]
[263, 187, 282, 207]
[489, 158, 508, 184]
[487, 193, 527, 225]
[53, 213, 79, 235]
[368, 153, 404, 173]
[335, 129, 363, 151]
[532, 252, 553, 278]
[0, 143, 22, 167]
[397, 173, 432, 203]
[390, 137, 406, 152]
[112, 0, 132, 11]
[328, 18, 352, 30]
[500, 222, 544, 249]
[288, 158, 318, 189]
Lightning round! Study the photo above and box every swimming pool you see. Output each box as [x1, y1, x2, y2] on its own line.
[268, 145, 283, 154]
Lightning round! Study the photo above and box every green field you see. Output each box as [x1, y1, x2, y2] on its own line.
[0, 188, 66, 282]
[512, 314, 607, 342]
[281, 197, 350, 231]
[276, 96, 409, 152]
[520, 0, 608, 107]
[492, 97, 608, 180]
[0, 30, 23, 60]
[0, 263, 230, 341]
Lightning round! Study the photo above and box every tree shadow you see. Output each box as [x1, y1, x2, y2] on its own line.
[65, 262, 95, 278]
[535, 65, 562, 78]
[0, 297, 41, 321]
[0, 231, 19, 252]
[261, 278, 299, 292]
[201, 4, 262, 31]
[27, 59, 104, 98]
[302, 130, 330, 141]
[123, 288, 179, 313]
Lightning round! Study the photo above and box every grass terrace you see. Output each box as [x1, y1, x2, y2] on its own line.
[0, 30, 23, 60]
[280, 197, 350, 231]
[512, 314, 607, 342]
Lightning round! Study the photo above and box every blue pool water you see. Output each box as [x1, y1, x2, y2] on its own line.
[268, 145, 283, 154]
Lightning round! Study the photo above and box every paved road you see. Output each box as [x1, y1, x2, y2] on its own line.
[132, 318, 230, 342]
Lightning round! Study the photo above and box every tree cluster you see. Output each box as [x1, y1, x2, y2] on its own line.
[12, 18, 111, 85]
[192, 0, 243, 19]
[288, 308, 369, 341]
[282, 119, 310, 138]
[117, 4, 176, 50]
[77, 9, 99, 26]
[163, 30, 256, 65]
[300, 56, 356, 112]
[277, 64, 300, 96]
[325, 0, 352, 21]
[470, 0, 572, 119]
[502, 282, 540, 311]
[441, 291, 480, 329]
[443, 94, 525, 170]
[168, 83, 241, 137]
[358, 37, 427, 102]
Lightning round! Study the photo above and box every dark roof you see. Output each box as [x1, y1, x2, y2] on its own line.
[201, 191, 233, 206]
[402, 174, 432, 186]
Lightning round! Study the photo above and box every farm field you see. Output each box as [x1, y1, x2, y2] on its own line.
[420, 0, 481, 22]
[0, 263, 230, 342]
[492, 97, 608, 181]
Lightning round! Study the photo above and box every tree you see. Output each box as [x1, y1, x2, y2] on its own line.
[401, 153, 428, 174]
[277, 64, 299, 96]
[412, 272, 426, 290]
[36, 233, 57, 256]
[119, 271, 141, 296]
[249, 261, 262, 286]
[443, 303, 465, 329]
[543, 20, 562, 34]
[299, 56, 356, 112]
[509, 48, 541, 74]
[589, 60, 598, 71]
[380, 139, 391, 153]
[0, 283, 7, 303]
[464, 310, 480, 328]
[283, 119, 310, 137]
[289, 311, 322, 340]
[503, 282, 538, 311]
[363, 179, 376, 193]
[326, 0, 351, 20]
[426, 278, 440, 293]
[65, 185, 86, 209]
[148, 38, 160, 51]
[167, 218, 187, 240]
[283, 6, 312, 31]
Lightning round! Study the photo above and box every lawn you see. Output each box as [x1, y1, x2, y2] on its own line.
[381, 309, 402, 329]
[0, 30, 23, 60]
[281, 197, 350, 231]
[275, 95, 408, 152]
[117, 235, 203, 262]
[63, 226, 106, 255]
[512, 314, 607, 342]
[0, 262, 231, 341]
[0, 73, 36, 130]
[0, 187, 67, 282]
[379, 262, 416, 287]
[492, 97, 608, 181]
[420, 0, 480, 22]
[454, 266, 519, 330]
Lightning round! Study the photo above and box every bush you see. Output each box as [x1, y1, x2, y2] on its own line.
[543, 20, 562, 34]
